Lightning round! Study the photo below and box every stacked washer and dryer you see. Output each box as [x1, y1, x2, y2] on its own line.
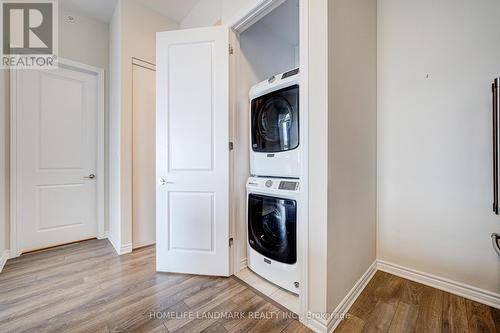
[246, 68, 301, 295]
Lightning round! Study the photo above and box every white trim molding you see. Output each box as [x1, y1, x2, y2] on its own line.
[119, 243, 133, 255]
[0, 250, 10, 272]
[305, 259, 500, 332]
[328, 261, 378, 332]
[98, 231, 110, 240]
[301, 261, 377, 333]
[227, 0, 287, 33]
[377, 260, 500, 310]
[109, 235, 132, 256]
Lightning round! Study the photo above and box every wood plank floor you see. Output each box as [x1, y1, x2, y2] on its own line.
[2, 240, 498, 333]
[335, 271, 500, 333]
[0, 239, 311, 333]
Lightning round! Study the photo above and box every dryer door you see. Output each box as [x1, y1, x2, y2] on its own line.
[248, 194, 297, 264]
[251, 85, 299, 153]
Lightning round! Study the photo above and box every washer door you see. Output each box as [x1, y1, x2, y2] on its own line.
[248, 194, 297, 264]
[251, 85, 299, 153]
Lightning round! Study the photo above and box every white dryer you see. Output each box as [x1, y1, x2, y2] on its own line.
[250, 69, 300, 178]
[246, 177, 300, 294]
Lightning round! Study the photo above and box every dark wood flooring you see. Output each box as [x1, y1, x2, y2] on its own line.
[0, 239, 311, 333]
[335, 271, 500, 333]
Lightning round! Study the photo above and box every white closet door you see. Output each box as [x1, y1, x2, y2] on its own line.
[15, 65, 99, 252]
[133, 61, 156, 249]
[156, 26, 230, 276]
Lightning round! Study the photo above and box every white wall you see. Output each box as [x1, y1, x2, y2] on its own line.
[59, 6, 110, 232]
[327, 0, 378, 311]
[109, 1, 123, 249]
[239, 0, 298, 81]
[378, 0, 500, 295]
[0, 5, 110, 256]
[109, 0, 178, 252]
[180, 0, 222, 28]
[180, 0, 258, 29]
[222, 0, 256, 24]
[59, 7, 109, 70]
[306, 0, 330, 316]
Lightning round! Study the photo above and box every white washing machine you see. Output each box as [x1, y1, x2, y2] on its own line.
[246, 177, 300, 294]
[250, 69, 301, 178]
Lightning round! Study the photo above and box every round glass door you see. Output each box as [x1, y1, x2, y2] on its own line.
[251, 85, 299, 153]
[257, 97, 293, 150]
[248, 194, 297, 264]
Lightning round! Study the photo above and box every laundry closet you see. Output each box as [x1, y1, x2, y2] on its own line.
[231, 0, 302, 313]
[155, 0, 303, 316]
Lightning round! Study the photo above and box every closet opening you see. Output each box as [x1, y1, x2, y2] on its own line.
[231, 0, 303, 315]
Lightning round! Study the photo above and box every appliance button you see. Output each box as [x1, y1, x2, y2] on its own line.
[265, 180, 273, 188]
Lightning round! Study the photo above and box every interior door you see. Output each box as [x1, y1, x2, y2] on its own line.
[156, 26, 230, 276]
[15, 64, 99, 253]
[132, 60, 156, 249]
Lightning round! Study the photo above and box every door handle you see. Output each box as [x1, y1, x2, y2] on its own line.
[159, 178, 174, 186]
[84, 174, 96, 180]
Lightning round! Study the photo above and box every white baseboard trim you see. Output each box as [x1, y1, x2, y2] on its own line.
[327, 261, 378, 332]
[301, 261, 378, 333]
[109, 235, 133, 256]
[0, 250, 11, 273]
[108, 234, 119, 254]
[377, 260, 500, 310]
[97, 230, 109, 240]
[120, 243, 133, 255]
[303, 316, 328, 333]
[107, 235, 132, 255]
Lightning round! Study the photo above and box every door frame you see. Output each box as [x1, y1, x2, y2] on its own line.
[131, 57, 156, 250]
[10, 58, 105, 257]
[227, 0, 310, 322]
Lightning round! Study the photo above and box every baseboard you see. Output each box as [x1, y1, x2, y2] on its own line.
[97, 230, 109, 240]
[301, 261, 378, 333]
[327, 260, 378, 332]
[120, 243, 133, 255]
[377, 260, 500, 310]
[0, 250, 10, 273]
[303, 316, 328, 333]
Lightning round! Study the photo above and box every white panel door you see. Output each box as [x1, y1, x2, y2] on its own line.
[15, 65, 99, 252]
[156, 26, 230, 276]
[133, 62, 156, 249]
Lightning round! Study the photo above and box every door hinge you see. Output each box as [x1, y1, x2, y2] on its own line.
[229, 44, 234, 55]
[229, 142, 234, 150]
[229, 238, 234, 247]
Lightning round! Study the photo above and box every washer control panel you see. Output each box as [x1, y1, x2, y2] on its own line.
[279, 181, 299, 191]
[247, 177, 300, 192]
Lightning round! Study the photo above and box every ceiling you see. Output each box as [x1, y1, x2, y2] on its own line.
[137, 0, 199, 23]
[59, 0, 117, 23]
[59, 0, 200, 24]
